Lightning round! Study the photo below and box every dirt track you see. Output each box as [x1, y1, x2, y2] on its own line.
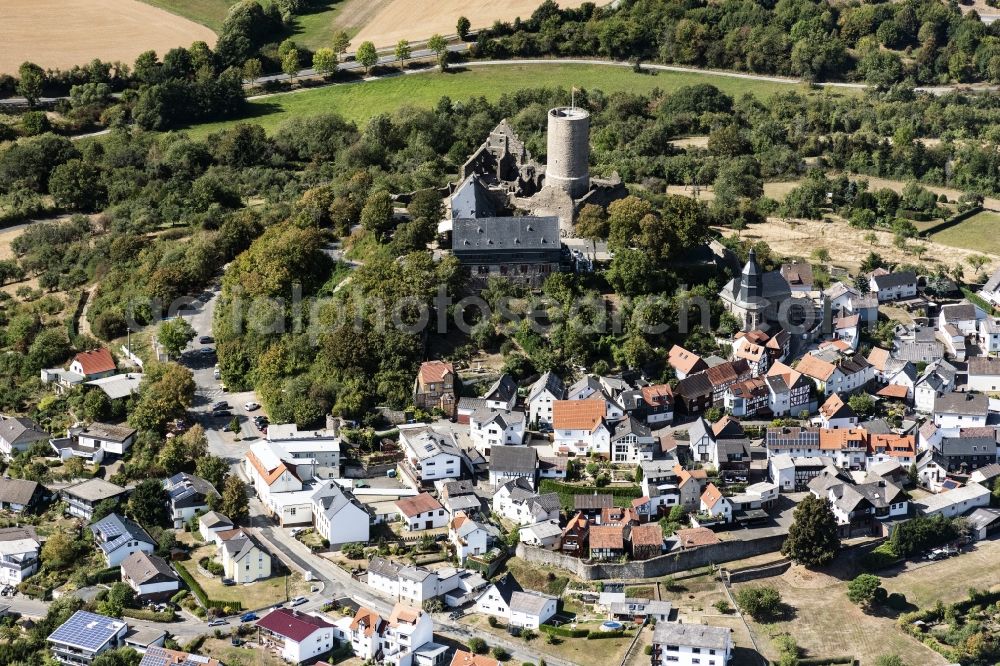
[2, 0, 216, 74]
[351, 0, 591, 48]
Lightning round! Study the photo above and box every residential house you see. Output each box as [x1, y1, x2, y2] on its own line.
[932, 432, 999, 474]
[470, 408, 526, 456]
[163, 473, 218, 530]
[557, 512, 589, 557]
[699, 483, 732, 522]
[482, 375, 518, 412]
[939, 323, 966, 361]
[934, 392, 990, 429]
[396, 493, 448, 531]
[70, 348, 116, 380]
[450, 651, 500, 666]
[766, 427, 822, 459]
[0, 478, 47, 513]
[574, 493, 613, 521]
[198, 511, 233, 542]
[492, 478, 559, 526]
[687, 417, 715, 464]
[809, 467, 908, 536]
[610, 416, 655, 463]
[120, 552, 180, 602]
[979, 318, 1000, 355]
[589, 525, 626, 561]
[668, 345, 708, 380]
[866, 433, 917, 468]
[869, 271, 917, 302]
[818, 428, 868, 470]
[509, 591, 557, 629]
[732, 330, 771, 377]
[414, 361, 457, 417]
[769, 454, 836, 492]
[817, 393, 857, 429]
[833, 314, 861, 350]
[728, 482, 779, 515]
[50, 422, 137, 464]
[651, 621, 733, 666]
[729, 374, 772, 417]
[629, 523, 664, 560]
[398, 425, 466, 487]
[450, 512, 489, 564]
[61, 478, 128, 520]
[978, 267, 1000, 307]
[257, 608, 336, 664]
[968, 356, 1000, 392]
[488, 446, 538, 488]
[796, 352, 874, 396]
[674, 527, 721, 550]
[526, 371, 566, 427]
[551, 400, 611, 456]
[637, 384, 674, 425]
[519, 520, 563, 548]
[90, 513, 155, 567]
[333, 603, 442, 666]
[894, 324, 945, 365]
[438, 480, 483, 518]
[219, 530, 271, 583]
[765, 361, 812, 417]
[48, 611, 129, 666]
[711, 438, 751, 483]
[781, 262, 814, 292]
[243, 440, 306, 515]
[706, 359, 752, 405]
[676, 371, 714, 414]
[609, 599, 672, 624]
[452, 214, 563, 289]
[0, 416, 49, 460]
[639, 461, 682, 515]
[914, 360, 958, 413]
[939, 302, 981, 337]
[473, 574, 523, 621]
[311, 480, 371, 546]
[0, 526, 41, 586]
[913, 483, 991, 518]
[567, 375, 625, 420]
[970, 463, 1000, 489]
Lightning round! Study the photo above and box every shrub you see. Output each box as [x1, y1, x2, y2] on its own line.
[491, 646, 509, 661]
[863, 543, 900, 570]
[341, 542, 365, 559]
[734, 586, 782, 621]
[886, 593, 908, 611]
[713, 600, 732, 614]
[587, 629, 626, 639]
[170, 590, 189, 604]
[847, 574, 885, 609]
[487, 616, 499, 627]
[644, 645, 653, 655]
[467, 637, 486, 654]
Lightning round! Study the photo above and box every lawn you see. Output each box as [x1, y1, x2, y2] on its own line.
[182, 63, 831, 138]
[881, 538, 1000, 609]
[140, 0, 234, 32]
[931, 210, 1000, 255]
[460, 613, 635, 664]
[197, 638, 298, 666]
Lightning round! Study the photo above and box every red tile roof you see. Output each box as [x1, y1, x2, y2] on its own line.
[395, 492, 443, 518]
[629, 523, 663, 547]
[450, 651, 500, 666]
[877, 384, 909, 399]
[552, 400, 606, 431]
[700, 483, 725, 509]
[256, 608, 333, 642]
[589, 525, 625, 550]
[349, 607, 384, 638]
[73, 348, 115, 376]
[668, 345, 705, 375]
[676, 527, 721, 548]
[418, 361, 453, 384]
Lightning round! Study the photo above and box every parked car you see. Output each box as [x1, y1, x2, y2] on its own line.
[208, 619, 228, 626]
[290, 596, 307, 607]
[213, 409, 232, 418]
[199, 335, 214, 344]
[222, 578, 236, 586]
[240, 612, 259, 622]
[926, 549, 947, 561]
[198, 347, 216, 356]
[212, 401, 230, 411]
[245, 401, 261, 411]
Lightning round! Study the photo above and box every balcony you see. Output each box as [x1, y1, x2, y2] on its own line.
[0, 557, 38, 571]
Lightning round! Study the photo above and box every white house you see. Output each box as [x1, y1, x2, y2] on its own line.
[518, 521, 562, 548]
[120, 551, 180, 602]
[939, 302, 981, 337]
[869, 271, 917, 302]
[914, 360, 957, 413]
[968, 356, 1000, 393]
[219, 529, 272, 583]
[552, 400, 610, 456]
[51, 422, 137, 463]
[310, 480, 371, 546]
[567, 375, 625, 419]
[979, 317, 1000, 354]
[0, 416, 50, 460]
[913, 482, 991, 518]
[47, 611, 129, 666]
[198, 511, 233, 542]
[163, 473, 218, 530]
[450, 512, 489, 564]
[473, 575, 523, 622]
[699, 483, 732, 522]
[509, 591, 557, 629]
[395, 493, 448, 531]
[526, 371, 566, 427]
[808, 468, 908, 531]
[244, 441, 306, 509]
[333, 604, 440, 666]
[469, 409, 525, 455]
[90, 513, 155, 567]
[934, 392, 990, 429]
[487, 446, 538, 489]
[610, 416, 655, 463]
[651, 623, 733, 666]
[257, 608, 336, 664]
[492, 478, 560, 526]
[796, 352, 874, 396]
[398, 425, 465, 487]
[0, 527, 41, 586]
[265, 424, 342, 478]
[482, 375, 518, 412]
[816, 393, 857, 430]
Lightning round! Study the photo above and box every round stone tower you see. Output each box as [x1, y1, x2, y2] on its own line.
[545, 107, 590, 199]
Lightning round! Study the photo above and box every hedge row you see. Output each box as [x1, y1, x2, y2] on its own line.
[90, 567, 122, 585]
[798, 658, 856, 665]
[540, 624, 588, 638]
[587, 629, 628, 639]
[123, 608, 176, 622]
[176, 565, 242, 612]
[539, 480, 642, 508]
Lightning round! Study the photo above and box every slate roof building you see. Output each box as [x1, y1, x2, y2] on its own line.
[90, 513, 155, 566]
[719, 248, 792, 331]
[0, 478, 48, 513]
[452, 216, 563, 288]
[488, 445, 538, 488]
[120, 552, 180, 602]
[48, 610, 129, 666]
[0, 416, 49, 460]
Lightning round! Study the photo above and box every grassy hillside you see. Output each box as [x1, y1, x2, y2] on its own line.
[183, 63, 843, 137]
[140, 0, 348, 49]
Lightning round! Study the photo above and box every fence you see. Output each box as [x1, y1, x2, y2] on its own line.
[120, 344, 144, 369]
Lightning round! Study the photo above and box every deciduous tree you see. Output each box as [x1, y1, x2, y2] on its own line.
[781, 493, 840, 566]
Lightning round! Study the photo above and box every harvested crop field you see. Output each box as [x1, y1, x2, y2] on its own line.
[352, 0, 591, 48]
[2, 0, 216, 75]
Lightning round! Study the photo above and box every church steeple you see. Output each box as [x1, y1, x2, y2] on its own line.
[738, 248, 763, 303]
